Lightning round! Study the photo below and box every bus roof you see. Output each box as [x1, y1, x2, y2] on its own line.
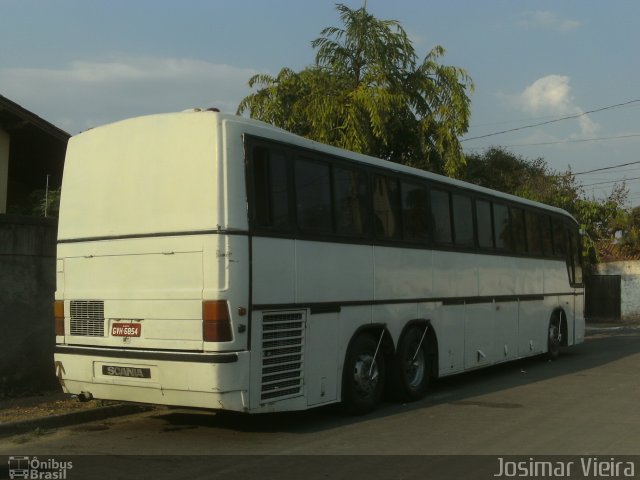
[73, 109, 578, 226]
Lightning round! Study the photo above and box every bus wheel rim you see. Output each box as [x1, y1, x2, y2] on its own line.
[405, 348, 425, 388]
[353, 354, 379, 396]
[549, 324, 561, 347]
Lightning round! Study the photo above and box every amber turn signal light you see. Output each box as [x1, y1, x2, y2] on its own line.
[54, 300, 65, 335]
[202, 300, 233, 342]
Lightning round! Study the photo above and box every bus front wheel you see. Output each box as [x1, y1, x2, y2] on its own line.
[342, 333, 386, 415]
[547, 317, 562, 360]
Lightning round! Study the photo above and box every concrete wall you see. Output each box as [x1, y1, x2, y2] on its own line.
[0, 215, 58, 394]
[0, 129, 9, 214]
[596, 261, 640, 322]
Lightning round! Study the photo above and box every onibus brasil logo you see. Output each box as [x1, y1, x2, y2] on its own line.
[8, 456, 73, 479]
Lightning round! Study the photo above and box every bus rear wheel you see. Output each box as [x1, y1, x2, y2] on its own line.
[342, 333, 385, 415]
[388, 326, 431, 401]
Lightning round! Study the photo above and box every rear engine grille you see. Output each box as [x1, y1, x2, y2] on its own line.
[70, 300, 105, 337]
[260, 312, 305, 402]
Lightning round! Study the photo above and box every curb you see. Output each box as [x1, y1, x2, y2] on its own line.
[0, 403, 153, 437]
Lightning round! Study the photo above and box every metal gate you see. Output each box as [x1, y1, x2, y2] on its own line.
[585, 274, 621, 322]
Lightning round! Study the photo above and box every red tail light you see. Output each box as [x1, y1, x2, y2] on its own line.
[54, 300, 65, 335]
[202, 300, 233, 342]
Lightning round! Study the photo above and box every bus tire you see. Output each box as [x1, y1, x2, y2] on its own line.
[388, 326, 431, 401]
[547, 317, 562, 360]
[342, 333, 385, 415]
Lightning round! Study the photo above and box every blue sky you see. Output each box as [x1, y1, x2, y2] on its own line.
[2, 0, 639, 203]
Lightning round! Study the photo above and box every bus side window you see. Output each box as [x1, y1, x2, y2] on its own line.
[525, 211, 543, 255]
[510, 207, 526, 253]
[540, 214, 553, 256]
[569, 228, 584, 285]
[476, 199, 494, 249]
[430, 189, 453, 244]
[452, 194, 474, 247]
[295, 158, 332, 233]
[252, 147, 291, 229]
[401, 182, 429, 242]
[552, 217, 567, 256]
[493, 203, 510, 250]
[373, 176, 401, 239]
[334, 167, 369, 236]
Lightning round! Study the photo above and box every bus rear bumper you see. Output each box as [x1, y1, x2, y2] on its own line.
[54, 346, 251, 412]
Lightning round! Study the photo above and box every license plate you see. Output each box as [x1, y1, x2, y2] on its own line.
[102, 365, 151, 378]
[111, 323, 141, 337]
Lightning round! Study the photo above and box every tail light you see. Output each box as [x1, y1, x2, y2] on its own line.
[54, 300, 65, 335]
[202, 300, 233, 342]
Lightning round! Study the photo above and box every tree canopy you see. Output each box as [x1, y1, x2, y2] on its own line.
[237, 4, 474, 176]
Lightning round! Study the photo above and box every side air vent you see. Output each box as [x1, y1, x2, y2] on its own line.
[70, 300, 105, 337]
[260, 312, 305, 402]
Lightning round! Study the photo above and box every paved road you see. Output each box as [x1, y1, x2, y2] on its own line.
[1, 327, 639, 478]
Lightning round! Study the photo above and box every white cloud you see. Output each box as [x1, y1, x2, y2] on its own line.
[0, 56, 258, 133]
[519, 11, 582, 32]
[508, 74, 598, 137]
[519, 75, 572, 114]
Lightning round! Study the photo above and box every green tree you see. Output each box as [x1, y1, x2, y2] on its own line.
[463, 147, 584, 211]
[238, 4, 474, 176]
[607, 205, 640, 259]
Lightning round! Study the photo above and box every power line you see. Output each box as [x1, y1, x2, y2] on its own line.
[582, 176, 640, 188]
[461, 98, 640, 142]
[573, 160, 640, 176]
[465, 132, 640, 151]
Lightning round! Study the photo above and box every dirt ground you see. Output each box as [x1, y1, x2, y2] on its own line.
[0, 390, 104, 424]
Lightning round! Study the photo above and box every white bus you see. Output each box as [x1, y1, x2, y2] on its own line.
[54, 110, 585, 414]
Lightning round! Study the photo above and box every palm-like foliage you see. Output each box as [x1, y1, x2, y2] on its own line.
[237, 4, 474, 176]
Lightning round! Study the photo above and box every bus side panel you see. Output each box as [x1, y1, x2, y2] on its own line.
[297, 241, 373, 304]
[514, 258, 544, 295]
[433, 305, 465, 376]
[494, 301, 519, 362]
[306, 312, 339, 406]
[251, 238, 296, 306]
[432, 251, 478, 298]
[374, 246, 433, 300]
[476, 254, 516, 297]
[542, 259, 569, 293]
[464, 303, 495, 368]
[518, 300, 547, 356]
